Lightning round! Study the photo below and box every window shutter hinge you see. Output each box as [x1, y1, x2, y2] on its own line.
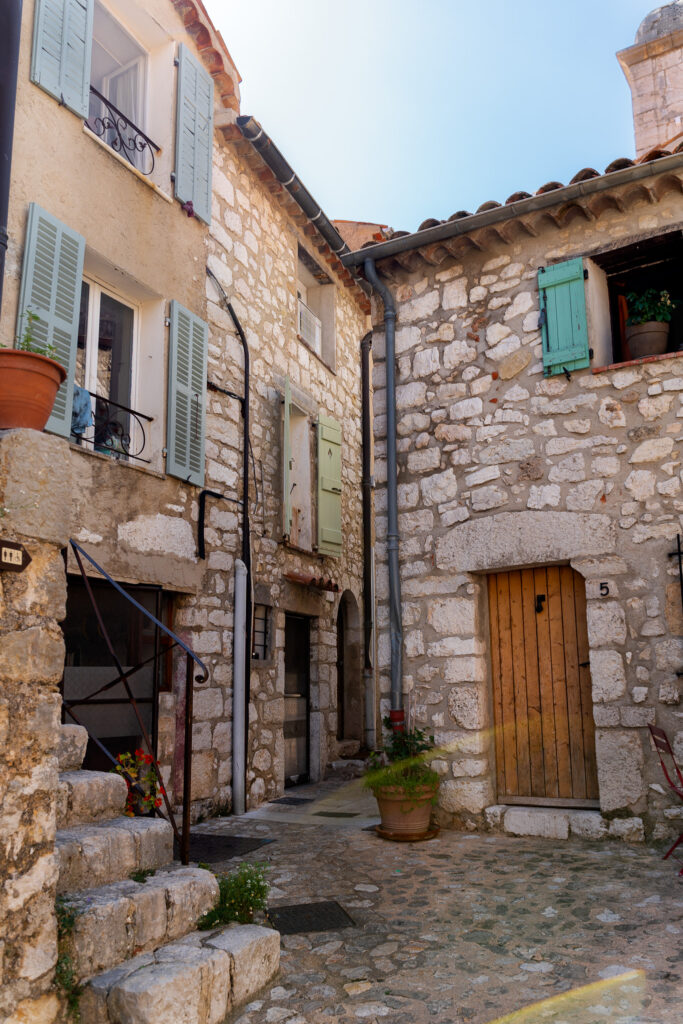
[174, 58, 179, 67]
[583, 268, 589, 279]
[164, 317, 171, 327]
[589, 348, 594, 360]
[162, 447, 168, 457]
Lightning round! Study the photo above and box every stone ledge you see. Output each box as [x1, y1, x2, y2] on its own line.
[57, 770, 128, 828]
[56, 817, 174, 893]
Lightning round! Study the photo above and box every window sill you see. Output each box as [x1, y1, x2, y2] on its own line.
[296, 334, 336, 375]
[592, 350, 683, 375]
[82, 125, 174, 206]
[67, 439, 166, 480]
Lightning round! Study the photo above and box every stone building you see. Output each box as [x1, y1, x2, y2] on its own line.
[341, 4, 683, 844]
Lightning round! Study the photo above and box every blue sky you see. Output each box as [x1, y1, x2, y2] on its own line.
[212, 0, 652, 234]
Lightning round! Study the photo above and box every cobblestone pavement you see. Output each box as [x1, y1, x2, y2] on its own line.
[194, 779, 683, 1024]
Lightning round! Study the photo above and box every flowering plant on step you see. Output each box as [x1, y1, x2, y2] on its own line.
[113, 748, 165, 816]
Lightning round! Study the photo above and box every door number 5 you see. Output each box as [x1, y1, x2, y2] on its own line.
[599, 582, 609, 596]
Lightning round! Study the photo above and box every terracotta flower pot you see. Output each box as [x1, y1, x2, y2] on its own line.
[0, 349, 66, 431]
[625, 321, 669, 359]
[373, 781, 439, 841]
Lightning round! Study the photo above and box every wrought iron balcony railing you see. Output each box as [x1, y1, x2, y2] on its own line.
[85, 86, 160, 175]
[73, 391, 154, 464]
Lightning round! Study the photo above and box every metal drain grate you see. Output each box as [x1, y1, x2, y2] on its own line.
[271, 797, 315, 806]
[267, 900, 355, 934]
[187, 834, 274, 864]
[313, 811, 359, 818]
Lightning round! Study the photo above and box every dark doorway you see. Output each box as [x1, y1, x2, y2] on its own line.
[284, 613, 310, 786]
[61, 577, 171, 771]
[335, 591, 363, 750]
[336, 609, 345, 740]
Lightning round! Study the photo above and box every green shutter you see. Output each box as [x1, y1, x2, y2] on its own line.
[166, 300, 207, 487]
[30, 0, 94, 117]
[16, 203, 84, 438]
[282, 377, 293, 539]
[538, 258, 590, 377]
[317, 414, 342, 559]
[174, 44, 214, 224]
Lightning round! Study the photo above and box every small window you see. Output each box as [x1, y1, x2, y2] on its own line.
[297, 247, 336, 370]
[252, 604, 271, 661]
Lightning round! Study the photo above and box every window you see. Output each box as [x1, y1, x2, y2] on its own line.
[297, 247, 336, 370]
[87, 2, 149, 171]
[538, 232, 683, 375]
[252, 604, 271, 661]
[282, 377, 343, 558]
[73, 278, 140, 459]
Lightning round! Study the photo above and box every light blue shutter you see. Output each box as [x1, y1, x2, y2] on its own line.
[283, 377, 293, 539]
[30, 0, 94, 117]
[16, 204, 84, 438]
[538, 258, 591, 377]
[166, 300, 207, 486]
[317, 414, 342, 558]
[174, 44, 214, 224]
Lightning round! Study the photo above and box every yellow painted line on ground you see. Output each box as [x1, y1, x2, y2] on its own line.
[482, 970, 646, 1024]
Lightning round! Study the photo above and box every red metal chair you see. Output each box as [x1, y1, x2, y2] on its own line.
[648, 724, 683, 875]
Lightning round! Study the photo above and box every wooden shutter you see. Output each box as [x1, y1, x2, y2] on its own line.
[174, 44, 214, 224]
[30, 0, 94, 117]
[538, 258, 590, 377]
[317, 414, 342, 558]
[16, 203, 84, 438]
[282, 377, 293, 539]
[166, 300, 207, 487]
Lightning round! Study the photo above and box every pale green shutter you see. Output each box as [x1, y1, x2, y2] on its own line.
[538, 258, 590, 377]
[283, 377, 293, 539]
[166, 300, 207, 486]
[317, 414, 342, 558]
[31, 0, 94, 117]
[174, 44, 214, 224]
[16, 204, 84, 438]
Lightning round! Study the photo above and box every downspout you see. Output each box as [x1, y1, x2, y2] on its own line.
[205, 266, 252, 809]
[363, 259, 404, 732]
[361, 331, 376, 749]
[0, 0, 22, 317]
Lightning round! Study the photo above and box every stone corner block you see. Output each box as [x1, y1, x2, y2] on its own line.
[595, 729, 644, 813]
[568, 810, 608, 840]
[0, 429, 74, 546]
[438, 777, 493, 815]
[207, 924, 280, 1007]
[57, 724, 89, 771]
[503, 807, 570, 839]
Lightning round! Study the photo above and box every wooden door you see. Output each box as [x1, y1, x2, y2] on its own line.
[488, 566, 598, 806]
[284, 614, 310, 786]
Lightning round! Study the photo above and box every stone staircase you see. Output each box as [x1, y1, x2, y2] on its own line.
[55, 726, 280, 1023]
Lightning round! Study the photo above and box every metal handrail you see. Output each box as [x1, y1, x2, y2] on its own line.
[64, 540, 208, 864]
[85, 85, 160, 175]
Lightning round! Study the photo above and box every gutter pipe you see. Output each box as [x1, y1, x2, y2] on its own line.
[0, 0, 22, 318]
[361, 330, 377, 749]
[232, 559, 247, 815]
[205, 266, 252, 807]
[363, 259, 404, 733]
[341, 151, 683, 269]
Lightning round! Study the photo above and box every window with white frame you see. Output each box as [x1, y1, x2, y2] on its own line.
[74, 279, 138, 458]
[297, 247, 336, 370]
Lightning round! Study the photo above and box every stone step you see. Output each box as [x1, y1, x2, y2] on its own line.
[63, 867, 219, 981]
[57, 770, 129, 828]
[80, 924, 280, 1024]
[57, 817, 174, 893]
[58, 723, 89, 771]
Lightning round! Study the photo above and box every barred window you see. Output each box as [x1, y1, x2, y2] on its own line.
[252, 604, 271, 660]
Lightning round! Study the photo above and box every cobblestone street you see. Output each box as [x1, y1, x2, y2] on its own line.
[192, 779, 683, 1024]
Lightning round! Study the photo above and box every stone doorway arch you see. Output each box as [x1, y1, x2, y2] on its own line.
[336, 591, 363, 752]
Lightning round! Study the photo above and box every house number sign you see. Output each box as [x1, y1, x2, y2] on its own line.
[0, 540, 31, 573]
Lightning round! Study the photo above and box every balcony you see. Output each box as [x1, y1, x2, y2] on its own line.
[84, 86, 160, 176]
[72, 391, 154, 465]
[298, 298, 322, 357]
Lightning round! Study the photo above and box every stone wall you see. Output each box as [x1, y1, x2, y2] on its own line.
[0, 431, 72, 1023]
[371, 182, 683, 842]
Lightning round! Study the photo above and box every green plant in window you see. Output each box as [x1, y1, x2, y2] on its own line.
[626, 289, 677, 325]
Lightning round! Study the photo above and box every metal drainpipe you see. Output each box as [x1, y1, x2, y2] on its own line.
[0, 0, 22, 318]
[363, 259, 404, 732]
[361, 330, 377, 749]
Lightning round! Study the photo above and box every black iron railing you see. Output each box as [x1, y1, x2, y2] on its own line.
[85, 86, 160, 175]
[73, 391, 153, 464]
[63, 540, 208, 865]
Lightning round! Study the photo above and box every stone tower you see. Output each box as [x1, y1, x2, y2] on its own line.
[617, 1, 683, 158]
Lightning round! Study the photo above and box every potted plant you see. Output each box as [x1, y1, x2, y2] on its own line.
[0, 310, 67, 431]
[113, 748, 165, 817]
[364, 717, 440, 841]
[625, 289, 676, 358]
